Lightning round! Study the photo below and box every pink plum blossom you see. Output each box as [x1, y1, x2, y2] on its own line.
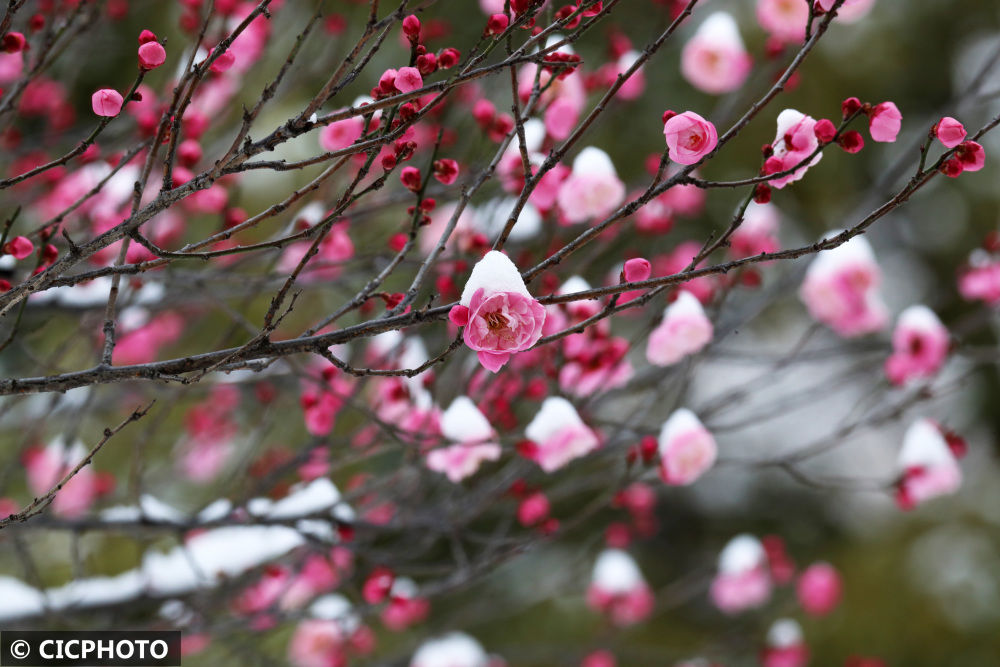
[138, 40, 167, 70]
[681, 13, 753, 94]
[410, 633, 490, 667]
[710, 534, 772, 614]
[799, 233, 888, 337]
[796, 562, 842, 616]
[959, 250, 1000, 305]
[319, 116, 365, 152]
[934, 116, 967, 148]
[623, 257, 651, 283]
[868, 101, 901, 142]
[91, 88, 124, 117]
[761, 619, 809, 667]
[646, 291, 714, 366]
[884, 305, 949, 386]
[522, 397, 600, 472]
[381, 578, 430, 631]
[586, 549, 655, 626]
[657, 408, 717, 486]
[425, 397, 501, 482]
[757, 0, 809, 44]
[23, 441, 111, 518]
[663, 111, 718, 165]
[769, 109, 822, 188]
[896, 418, 962, 510]
[450, 251, 546, 372]
[730, 201, 780, 259]
[394, 66, 423, 93]
[518, 58, 586, 141]
[556, 147, 626, 224]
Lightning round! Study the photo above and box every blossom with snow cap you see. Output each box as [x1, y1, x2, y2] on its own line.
[895, 418, 962, 510]
[410, 632, 491, 667]
[522, 396, 600, 472]
[681, 13, 753, 95]
[556, 147, 626, 224]
[884, 305, 949, 386]
[768, 109, 823, 188]
[586, 549, 655, 626]
[761, 619, 809, 667]
[450, 251, 546, 373]
[709, 534, 772, 614]
[657, 408, 717, 486]
[646, 291, 713, 366]
[799, 233, 888, 337]
[425, 397, 501, 483]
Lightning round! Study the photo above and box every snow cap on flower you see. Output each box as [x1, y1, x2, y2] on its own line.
[460, 250, 530, 306]
[719, 534, 766, 574]
[657, 408, 717, 485]
[591, 549, 646, 593]
[440, 396, 494, 444]
[410, 633, 489, 667]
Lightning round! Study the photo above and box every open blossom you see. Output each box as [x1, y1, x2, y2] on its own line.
[958, 249, 1000, 304]
[450, 251, 546, 372]
[556, 147, 626, 224]
[646, 291, 713, 366]
[797, 562, 842, 617]
[896, 418, 962, 510]
[799, 233, 888, 337]
[663, 111, 718, 165]
[410, 633, 490, 667]
[657, 408, 717, 485]
[586, 550, 655, 626]
[769, 109, 822, 188]
[710, 534, 772, 614]
[868, 101, 901, 142]
[425, 397, 501, 482]
[761, 619, 809, 667]
[522, 397, 600, 472]
[757, 0, 809, 43]
[681, 13, 752, 94]
[884, 305, 949, 386]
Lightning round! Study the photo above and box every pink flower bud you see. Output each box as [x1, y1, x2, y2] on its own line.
[91, 88, 124, 117]
[797, 562, 842, 616]
[438, 47, 460, 69]
[814, 118, 836, 143]
[486, 13, 510, 35]
[401, 14, 421, 41]
[138, 41, 166, 70]
[208, 48, 235, 73]
[868, 101, 901, 143]
[432, 158, 459, 185]
[623, 257, 651, 283]
[400, 166, 422, 191]
[517, 491, 550, 526]
[138, 29, 157, 45]
[934, 116, 967, 149]
[837, 130, 864, 154]
[4, 235, 33, 259]
[841, 96, 861, 117]
[2, 32, 25, 53]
